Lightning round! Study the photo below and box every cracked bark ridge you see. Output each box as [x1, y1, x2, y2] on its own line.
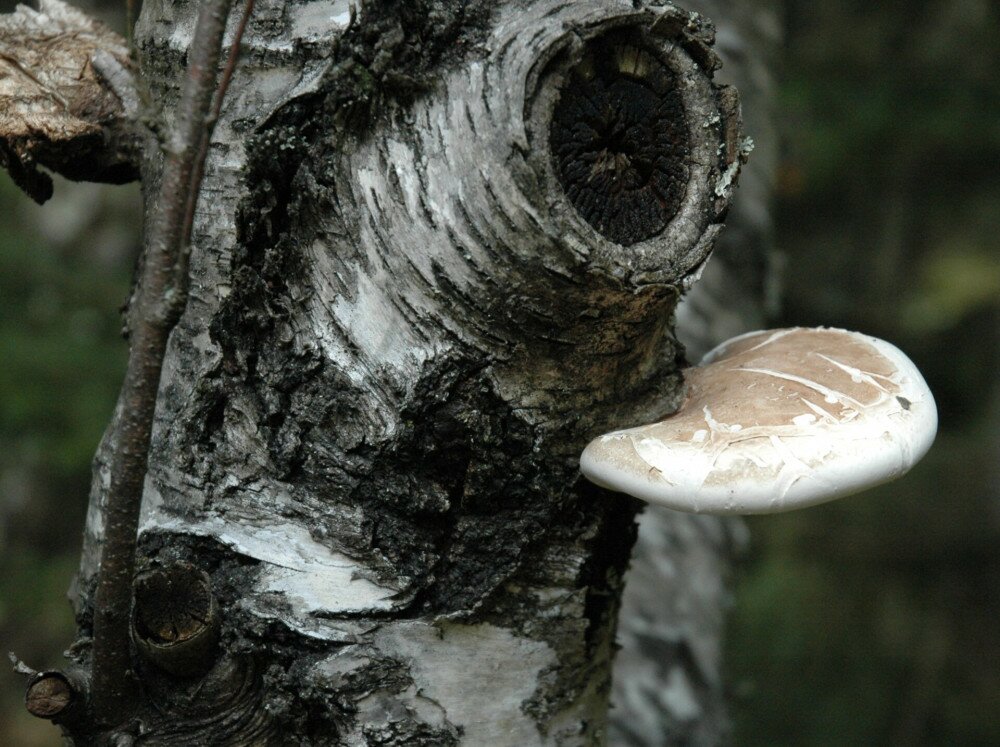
[0, 0, 140, 203]
[69, 0, 746, 743]
[130, 654, 274, 746]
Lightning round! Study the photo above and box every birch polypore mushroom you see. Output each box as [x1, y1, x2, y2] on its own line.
[581, 327, 937, 514]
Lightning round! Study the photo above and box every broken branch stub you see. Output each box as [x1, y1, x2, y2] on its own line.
[0, 0, 140, 203]
[25, 672, 74, 719]
[23, 668, 88, 725]
[132, 563, 220, 677]
[526, 2, 747, 285]
[328, 1, 747, 420]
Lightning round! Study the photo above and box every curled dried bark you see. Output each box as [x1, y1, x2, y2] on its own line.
[0, 0, 140, 203]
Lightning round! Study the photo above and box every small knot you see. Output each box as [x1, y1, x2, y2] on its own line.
[132, 562, 219, 677]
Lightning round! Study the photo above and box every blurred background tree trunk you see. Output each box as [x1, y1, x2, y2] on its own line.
[610, 1, 781, 744]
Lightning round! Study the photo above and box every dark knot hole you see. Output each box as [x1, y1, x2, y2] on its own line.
[549, 35, 691, 246]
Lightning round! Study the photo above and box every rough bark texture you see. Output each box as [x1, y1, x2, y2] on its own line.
[610, 1, 780, 744]
[58, 0, 744, 744]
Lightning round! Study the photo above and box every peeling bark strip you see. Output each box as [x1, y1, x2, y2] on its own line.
[0, 0, 140, 203]
[61, 0, 744, 744]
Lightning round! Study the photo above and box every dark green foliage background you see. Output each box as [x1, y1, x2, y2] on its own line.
[727, 2, 1000, 745]
[0, 175, 138, 744]
[1, 0, 998, 744]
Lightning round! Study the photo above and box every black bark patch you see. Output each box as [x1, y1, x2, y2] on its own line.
[347, 363, 578, 614]
[550, 33, 689, 246]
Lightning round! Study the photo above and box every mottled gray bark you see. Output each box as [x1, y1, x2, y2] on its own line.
[611, 2, 780, 744]
[42, 0, 745, 743]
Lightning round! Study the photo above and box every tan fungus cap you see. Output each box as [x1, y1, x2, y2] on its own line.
[580, 327, 937, 514]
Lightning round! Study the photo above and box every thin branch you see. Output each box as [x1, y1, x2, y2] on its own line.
[90, 0, 239, 724]
[215, 0, 256, 118]
[179, 0, 256, 256]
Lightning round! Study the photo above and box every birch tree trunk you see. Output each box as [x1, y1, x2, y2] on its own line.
[50, 0, 745, 743]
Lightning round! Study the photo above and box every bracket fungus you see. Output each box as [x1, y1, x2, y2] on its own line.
[581, 327, 937, 514]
